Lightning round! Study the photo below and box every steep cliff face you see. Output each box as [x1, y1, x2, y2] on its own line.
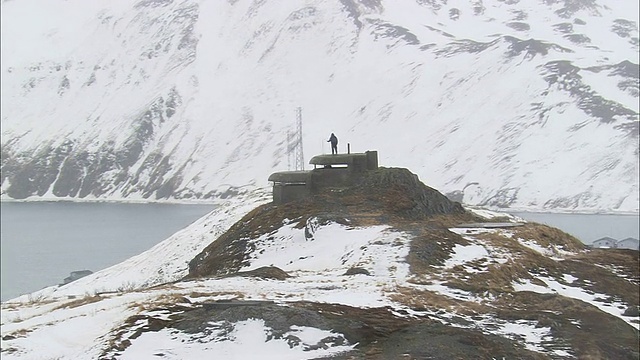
[1, 0, 638, 212]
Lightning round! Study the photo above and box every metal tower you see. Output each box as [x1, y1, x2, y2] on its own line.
[287, 130, 293, 171]
[294, 107, 304, 171]
[286, 107, 304, 171]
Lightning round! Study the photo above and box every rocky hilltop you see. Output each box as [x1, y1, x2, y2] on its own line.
[1, 167, 638, 359]
[181, 167, 639, 359]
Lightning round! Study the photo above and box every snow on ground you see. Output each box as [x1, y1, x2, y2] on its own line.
[448, 227, 513, 265]
[244, 219, 410, 279]
[119, 319, 355, 360]
[0, 197, 416, 359]
[514, 276, 639, 331]
[1, 291, 155, 359]
[495, 320, 553, 353]
[1, 199, 636, 359]
[443, 244, 490, 269]
[429, 307, 565, 355]
[465, 207, 525, 222]
[514, 237, 575, 259]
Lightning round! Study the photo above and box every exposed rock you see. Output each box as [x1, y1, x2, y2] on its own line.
[228, 266, 291, 280]
[506, 21, 530, 31]
[612, 19, 638, 39]
[542, 60, 638, 124]
[0, 89, 190, 200]
[348, 167, 466, 219]
[344, 267, 370, 276]
[504, 36, 571, 58]
[106, 301, 548, 359]
[368, 19, 420, 45]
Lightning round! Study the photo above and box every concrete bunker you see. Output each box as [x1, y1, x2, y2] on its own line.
[268, 151, 378, 205]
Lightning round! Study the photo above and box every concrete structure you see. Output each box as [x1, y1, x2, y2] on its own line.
[268, 171, 311, 205]
[268, 151, 378, 205]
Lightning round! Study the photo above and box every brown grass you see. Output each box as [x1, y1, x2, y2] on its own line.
[510, 222, 585, 252]
[52, 294, 104, 310]
[391, 287, 492, 316]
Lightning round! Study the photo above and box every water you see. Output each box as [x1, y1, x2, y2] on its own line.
[1, 202, 638, 302]
[0, 202, 214, 302]
[511, 212, 640, 244]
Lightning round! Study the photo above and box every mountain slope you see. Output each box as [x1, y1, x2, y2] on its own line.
[1, 0, 638, 212]
[1, 169, 637, 359]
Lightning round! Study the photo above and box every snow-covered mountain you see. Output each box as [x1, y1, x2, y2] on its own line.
[1, 0, 638, 212]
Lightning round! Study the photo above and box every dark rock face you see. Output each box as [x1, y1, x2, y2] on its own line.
[1, 0, 198, 201]
[0, 89, 188, 200]
[545, 0, 600, 19]
[369, 19, 420, 45]
[344, 267, 370, 276]
[349, 167, 466, 219]
[227, 266, 291, 280]
[542, 60, 639, 124]
[504, 36, 571, 58]
[434, 38, 499, 57]
[506, 21, 531, 31]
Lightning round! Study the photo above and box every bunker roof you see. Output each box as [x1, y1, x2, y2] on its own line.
[309, 153, 368, 166]
[267, 171, 310, 183]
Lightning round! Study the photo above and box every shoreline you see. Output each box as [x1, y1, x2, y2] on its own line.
[1, 197, 638, 216]
[0, 197, 223, 205]
[462, 205, 639, 217]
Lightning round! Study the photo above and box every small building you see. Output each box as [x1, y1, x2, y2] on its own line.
[616, 237, 640, 250]
[591, 237, 617, 248]
[268, 151, 378, 205]
[268, 171, 311, 205]
[591, 237, 640, 250]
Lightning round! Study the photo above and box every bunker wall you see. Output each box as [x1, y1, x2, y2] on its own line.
[272, 183, 310, 204]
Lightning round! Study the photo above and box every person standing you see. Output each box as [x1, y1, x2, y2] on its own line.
[328, 133, 338, 155]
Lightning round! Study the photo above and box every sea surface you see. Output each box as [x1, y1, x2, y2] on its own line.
[511, 212, 640, 244]
[1, 202, 638, 302]
[0, 201, 214, 302]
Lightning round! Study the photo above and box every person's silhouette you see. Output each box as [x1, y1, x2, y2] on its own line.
[327, 133, 338, 155]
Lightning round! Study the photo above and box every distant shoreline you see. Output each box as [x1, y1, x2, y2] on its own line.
[466, 205, 639, 217]
[1, 198, 638, 216]
[0, 197, 222, 205]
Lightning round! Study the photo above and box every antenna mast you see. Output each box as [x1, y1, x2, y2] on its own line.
[294, 107, 304, 171]
[286, 130, 293, 171]
[286, 108, 305, 171]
